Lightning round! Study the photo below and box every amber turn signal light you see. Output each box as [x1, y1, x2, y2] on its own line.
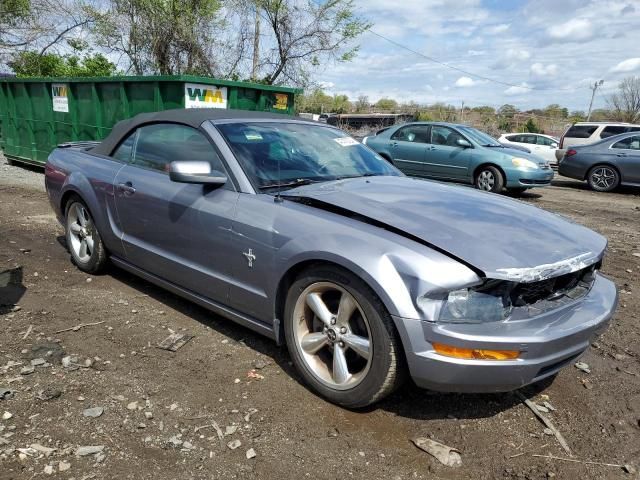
[432, 342, 520, 360]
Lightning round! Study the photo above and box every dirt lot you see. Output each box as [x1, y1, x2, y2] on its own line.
[1, 156, 639, 480]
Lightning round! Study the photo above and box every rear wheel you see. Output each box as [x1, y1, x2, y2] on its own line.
[284, 266, 405, 408]
[587, 165, 619, 192]
[65, 199, 108, 274]
[475, 166, 504, 193]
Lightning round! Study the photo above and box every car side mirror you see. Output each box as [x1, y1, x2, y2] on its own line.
[169, 161, 227, 186]
[551, 143, 558, 148]
[456, 138, 472, 148]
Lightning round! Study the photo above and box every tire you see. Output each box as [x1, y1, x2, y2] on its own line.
[506, 187, 528, 194]
[64, 198, 108, 274]
[587, 165, 619, 192]
[475, 165, 505, 193]
[284, 265, 405, 408]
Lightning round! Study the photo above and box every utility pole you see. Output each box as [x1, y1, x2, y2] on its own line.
[587, 80, 604, 121]
[251, 3, 260, 81]
[460, 101, 464, 123]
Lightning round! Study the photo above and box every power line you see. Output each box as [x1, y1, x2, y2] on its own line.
[368, 30, 584, 93]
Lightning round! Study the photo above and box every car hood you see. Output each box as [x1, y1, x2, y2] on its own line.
[283, 176, 606, 282]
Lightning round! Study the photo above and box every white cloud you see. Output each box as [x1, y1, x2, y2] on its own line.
[504, 82, 532, 96]
[547, 18, 594, 41]
[486, 23, 510, 34]
[506, 48, 531, 61]
[455, 76, 476, 87]
[318, 81, 335, 89]
[610, 57, 640, 73]
[468, 50, 486, 56]
[530, 63, 559, 78]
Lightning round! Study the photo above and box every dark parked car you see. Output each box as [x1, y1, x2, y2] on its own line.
[45, 109, 617, 407]
[363, 122, 554, 193]
[558, 131, 640, 192]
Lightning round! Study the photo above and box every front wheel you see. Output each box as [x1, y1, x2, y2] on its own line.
[587, 165, 619, 192]
[475, 166, 504, 193]
[65, 199, 108, 274]
[284, 266, 405, 408]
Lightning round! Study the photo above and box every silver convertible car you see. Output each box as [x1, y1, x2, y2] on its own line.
[45, 109, 618, 408]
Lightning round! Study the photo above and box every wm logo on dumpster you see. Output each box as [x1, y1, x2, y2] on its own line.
[52, 83, 69, 113]
[185, 83, 228, 109]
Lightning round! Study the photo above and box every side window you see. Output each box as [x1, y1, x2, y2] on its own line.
[612, 136, 640, 150]
[391, 125, 431, 143]
[537, 136, 554, 146]
[431, 126, 465, 147]
[565, 125, 598, 138]
[506, 134, 521, 142]
[600, 126, 627, 139]
[112, 132, 136, 162]
[521, 135, 536, 144]
[132, 123, 226, 173]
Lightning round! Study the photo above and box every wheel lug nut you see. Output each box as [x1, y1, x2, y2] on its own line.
[330, 317, 336, 325]
[340, 327, 347, 334]
[338, 341, 344, 348]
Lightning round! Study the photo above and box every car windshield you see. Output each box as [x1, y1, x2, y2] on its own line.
[217, 122, 401, 189]
[458, 126, 502, 147]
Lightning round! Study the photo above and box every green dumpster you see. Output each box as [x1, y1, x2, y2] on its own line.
[0, 75, 301, 166]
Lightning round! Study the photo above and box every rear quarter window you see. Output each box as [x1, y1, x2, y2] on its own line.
[600, 126, 628, 138]
[565, 125, 598, 138]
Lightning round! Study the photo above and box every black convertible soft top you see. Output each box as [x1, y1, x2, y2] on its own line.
[92, 108, 293, 156]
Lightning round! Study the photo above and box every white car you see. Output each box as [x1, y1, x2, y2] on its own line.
[498, 133, 559, 167]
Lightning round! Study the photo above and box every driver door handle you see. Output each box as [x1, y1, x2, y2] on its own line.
[117, 182, 136, 195]
[616, 153, 627, 157]
[390, 141, 398, 147]
[427, 145, 436, 150]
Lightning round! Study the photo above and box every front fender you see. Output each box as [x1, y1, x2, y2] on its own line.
[271, 232, 480, 320]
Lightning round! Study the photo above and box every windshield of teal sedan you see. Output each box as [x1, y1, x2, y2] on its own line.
[217, 122, 401, 189]
[459, 126, 502, 147]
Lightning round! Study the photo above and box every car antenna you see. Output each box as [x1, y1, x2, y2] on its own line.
[275, 152, 283, 203]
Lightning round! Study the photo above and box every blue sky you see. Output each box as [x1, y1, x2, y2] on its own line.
[316, 0, 640, 111]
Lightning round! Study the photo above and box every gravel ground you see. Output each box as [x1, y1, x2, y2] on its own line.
[1, 155, 639, 480]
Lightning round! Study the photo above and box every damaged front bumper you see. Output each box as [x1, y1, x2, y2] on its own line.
[395, 272, 618, 393]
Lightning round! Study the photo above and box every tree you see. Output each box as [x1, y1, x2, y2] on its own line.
[9, 50, 116, 77]
[569, 110, 586, 122]
[374, 98, 397, 111]
[2, 0, 98, 65]
[498, 104, 518, 118]
[471, 106, 495, 115]
[543, 104, 568, 118]
[255, 0, 370, 85]
[297, 88, 333, 113]
[523, 118, 540, 133]
[331, 94, 350, 114]
[607, 76, 640, 123]
[354, 95, 369, 113]
[92, 0, 225, 76]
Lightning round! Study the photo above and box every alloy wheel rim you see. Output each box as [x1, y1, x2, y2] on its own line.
[67, 204, 94, 263]
[292, 282, 372, 390]
[478, 170, 495, 191]
[591, 167, 616, 190]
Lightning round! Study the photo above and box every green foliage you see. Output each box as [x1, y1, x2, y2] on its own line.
[543, 103, 568, 118]
[374, 98, 398, 111]
[471, 105, 495, 115]
[498, 104, 518, 118]
[522, 118, 540, 133]
[9, 51, 117, 77]
[416, 111, 433, 121]
[568, 110, 586, 122]
[0, 0, 30, 24]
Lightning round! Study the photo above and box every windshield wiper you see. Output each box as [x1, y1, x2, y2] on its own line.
[484, 144, 504, 147]
[334, 173, 380, 180]
[258, 178, 321, 190]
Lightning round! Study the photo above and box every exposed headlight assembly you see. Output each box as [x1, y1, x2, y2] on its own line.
[439, 285, 512, 323]
[511, 157, 538, 170]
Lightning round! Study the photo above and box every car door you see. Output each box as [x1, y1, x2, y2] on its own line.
[611, 135, 640, 184]
[387, 125, 431, 176]
[426, 125, 473, 179]
[113, 122, 239, 304]
[531, 135, 557, 163]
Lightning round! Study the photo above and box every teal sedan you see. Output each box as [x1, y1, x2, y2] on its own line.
[363, 122, 554, 193]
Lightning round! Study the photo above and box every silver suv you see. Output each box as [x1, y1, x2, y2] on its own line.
[556, 122, 640, 160]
